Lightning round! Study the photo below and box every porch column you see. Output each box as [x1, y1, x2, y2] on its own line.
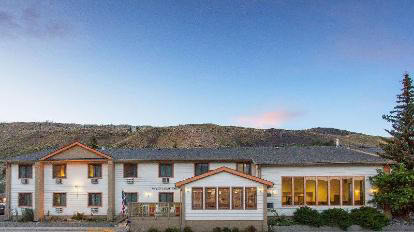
[107, 160, 115, 221]
[180, 186, 186, 230]
[34, 162, 44, 221]
[263, 185, 268, 232]
[5, 162, 11, 219]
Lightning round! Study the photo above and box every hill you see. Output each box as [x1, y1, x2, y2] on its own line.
[0, 122, 384, 158]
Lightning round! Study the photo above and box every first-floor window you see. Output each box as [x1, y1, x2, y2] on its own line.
[342, 178, 353, 205]
[282, 177, 292, 206]
[159, 192, 174, 203]
[294, 177, 304, 205]
[205, 187, 217, 209]
[218, 187, 230, 209]
[330, 178, 341, 205]
[53, 193, 66, 207]
[88, 193, 102, 207]
[232, 187, 243, 209]
[245, 187, 257, 209]
[18, 193, 32, 207]
[125, 193, 138, 204]
[317, 177, 328, 205]
[192, 188, 203, 209]
[306, 177, 316, 205]
[354, 178, 365, 205]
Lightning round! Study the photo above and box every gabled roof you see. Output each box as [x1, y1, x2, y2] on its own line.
[39, 142, 112, 161]
[175, 166, 274, 187]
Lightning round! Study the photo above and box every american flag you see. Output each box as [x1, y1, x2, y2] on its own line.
[121, 190, 127, 215]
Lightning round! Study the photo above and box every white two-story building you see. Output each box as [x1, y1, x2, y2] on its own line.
[4, 142, 389, 231]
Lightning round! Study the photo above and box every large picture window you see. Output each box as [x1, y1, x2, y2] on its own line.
[192, 188, 203, 209]
[53, 164, 66, 178]
[18, 165, 32, 179]
[88, 164, 102, 178]
[282, 176, 365, 207]
[218, 187, 230, 209]
[124, 163, 137, 178]
[205, 187, 217, 209]
[159, 163, 173, 177]
[232, 187, 243, 209]
[194, 163, 209, 176]
[245, 187, 257, 209]
[53, 193, 66, 207]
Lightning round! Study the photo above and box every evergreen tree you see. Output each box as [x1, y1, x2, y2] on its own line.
[89, 136, 99, 149]
[380, 73, 414, 169]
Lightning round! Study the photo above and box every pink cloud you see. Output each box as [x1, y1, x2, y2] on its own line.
[235, 110, 303, 128]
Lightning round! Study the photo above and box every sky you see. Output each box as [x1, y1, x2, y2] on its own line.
[0, 0, 413, 136]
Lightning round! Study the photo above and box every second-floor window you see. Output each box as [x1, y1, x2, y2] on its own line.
[53, 193, 66, 207]
[88, 164, 102, 178]
[194, 163, 209, 176]
[53, 164, 66, 178]
[159, 163, 173, 177]
[236, 163, 252, 175]
[18, 165, 32, 179]
[123, 163, 137, 178]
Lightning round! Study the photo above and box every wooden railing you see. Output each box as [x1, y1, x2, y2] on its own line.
[128, 202, 181, 217]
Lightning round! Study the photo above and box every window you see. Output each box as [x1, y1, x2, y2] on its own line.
[88, 193, 102, 207]
[53, 164, 66, 178]
[53, 193, 66, 207]
[218, 187, 230, 209]
[232, 187, 243, 209]
[205, 187, 217, 209]
[123, 163, 137, 178]
[192, 188, 203, 209]
[159, 192, 174, 203]
[125, 192, 138, 203]
[18, 165, 32, 179]
[330, 178, 341, 205]
[159, 163, 173, 177]
[342, 178, 353, 205]
[294, 177, 304, 205]
[317, 177, 328, 205]
[194, 163, 209, 176]
[236, 163, 252, 175]
[282, 177, 292, 206]
[88, 164, 102, 178]
[282, 176, 365, 207]
[267, 203, 274, 209]
[18, 193, 32, 207]
[354, 178, 365, 205]
[246, 187, 257, 209]
[306, 177, 316, 205]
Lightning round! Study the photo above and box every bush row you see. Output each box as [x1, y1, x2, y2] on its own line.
[289, 206, 389, 231]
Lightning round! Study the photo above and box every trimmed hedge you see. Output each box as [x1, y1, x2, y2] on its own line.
[350, 207, 390, 231]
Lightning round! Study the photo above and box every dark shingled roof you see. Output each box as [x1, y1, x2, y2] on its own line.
[7, 146, 388, 165]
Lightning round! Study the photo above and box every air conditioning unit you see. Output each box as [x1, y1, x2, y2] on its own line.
[21, 178, 29, 184]
[162, 178, 169, 184]
[55, 208, 63, 214]
[91, 208, 99, 214]
[55, 178, 63, 184]
[126, 178, 134, 184]
[91, 178, 99, 184]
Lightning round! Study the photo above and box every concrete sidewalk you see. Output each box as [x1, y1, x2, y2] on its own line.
[0, 227, 118, 232]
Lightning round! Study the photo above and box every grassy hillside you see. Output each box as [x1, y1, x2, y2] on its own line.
[0, 122, 385, 158]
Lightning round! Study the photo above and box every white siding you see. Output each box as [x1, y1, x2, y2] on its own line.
[43, 163, 109, 216]
[10, 164, 35, 215]
[114, 162, 237, 215]
[261, 165, 382, 216]
[185, 172, 264, 221]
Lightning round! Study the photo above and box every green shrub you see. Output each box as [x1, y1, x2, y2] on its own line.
[213, 227, 222, 232]
[20, 208, 34, 222]
[321, 208, 352, 230]
[268, 215, 295, 227]
[148, 228, 161, 232]
[245, 225, 256, 232]
[293, 207, 323, 227]
[183, 226, 193, 232]
[231, 227, 239, 232]
[222, 227, 231, 232]
[71, 212, 86, 221]
[350, 207, 390, 231]
[164, 228, 180, 232]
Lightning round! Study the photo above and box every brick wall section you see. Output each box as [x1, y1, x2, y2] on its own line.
[34, 162, 44, 221]
[107, 160, 115, 221]
[5, 163, 11, 219]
